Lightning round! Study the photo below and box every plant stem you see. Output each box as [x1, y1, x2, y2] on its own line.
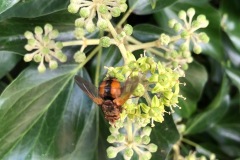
[62, 39, 100, 47]
[127, 117, 133, 143]
[106, 19, 128, 64]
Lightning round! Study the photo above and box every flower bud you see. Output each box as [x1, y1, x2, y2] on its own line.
[193, 44, 202, 54]
[142, 135, 150, 144]
[148, 143, 158, 152]
[74, 51, 86, 63]
[24, 31, 34, 39]
[68, 4, 79, 13]
[44, 23, 53, 33]
[34, 26, 43, 35]
[74, 27, 85, 39]
[75, 18, 85, 27]
[142, 126, 152, 136]
[134, 135, 142, 143]
[173, 23, 182, 32]
[85, 21, 95, 33]
[100, 36, 111, 47]
[107, 135, 116, 143]
[124, 148, 134, 158]
[178, 10, 186, 20]
[97, 19, 108, 30]
[38, 63, 46, 73]
[198, 32, 210, 43]
[120, 4, 128, 12]
[123, 24, 133, 36]
[49, 60, 58, 70]
[98, 4, 108, 14]
[24, 54, 34, 62]
[80, 7, 90, 18]
[111, 7, 121, 17]
[187, 8, 195, 19]
[49, 30, 59, 39]
[116, 133, 125, 142]
[34, 54, 42, 62]
[107, 147, 118, 158]
[168, 19, 176, 28]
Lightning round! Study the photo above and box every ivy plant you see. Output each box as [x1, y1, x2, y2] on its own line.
[0, 0, 239, 160]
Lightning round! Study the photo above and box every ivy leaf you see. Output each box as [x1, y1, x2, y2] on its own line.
[151, 113, 180, 159]
[184, 75, 230, 135]
[128, 0, 177, 15]
[0, 0, 69, 20]
[0, 51, 21, 79]
[0, 0, 20, 15]
[0, 65, 98, 160]
[226, 67, 240, 91]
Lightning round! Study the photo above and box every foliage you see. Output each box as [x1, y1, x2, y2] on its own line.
[0, 0, 240, 160]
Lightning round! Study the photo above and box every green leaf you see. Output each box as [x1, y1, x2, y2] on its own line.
[0, 0, 20, 15]
[0, 51, 21, 79]
[226, 67, 240, 91]
[151, 112, 180, 159]
[184, 75, 230, 135]
[220, 0, 240, 53]
[0, 65, 98, 160]
[128, 0, 177, 15]
[176, 61, 208, 118]
[0, 0, 69, 20]
[133, 24, 165, 42]
[154, 0, 226, 62]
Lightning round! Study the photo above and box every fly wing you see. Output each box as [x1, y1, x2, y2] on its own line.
[74, 75, 103, 105]
[114, 76, 139, 106]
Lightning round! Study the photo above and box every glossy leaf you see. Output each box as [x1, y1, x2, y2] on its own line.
[133, 24, 165, 42]
[226, 67, 240, 91]
[184, 76, 230, 135]
[128, 0, 177, 15]
[175, 61, 208, 118]
[0, 51, 21, 79]
[208, 102, 240, 158]
[220, 0, 240, 53]
[0, 65, 98, 160]
[0, 0, 69, 21]
[151, 113, 180, 159]
[0, 0, 20, 15]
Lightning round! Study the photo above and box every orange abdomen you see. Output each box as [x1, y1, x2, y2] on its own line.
[99, 78, 121, 100]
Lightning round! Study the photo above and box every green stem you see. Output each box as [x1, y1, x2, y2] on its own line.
[181, 138, 200, 148]
[126, 36, 165, 57]
[62, 39, 100, 47]
[95, 32, 103, 86]
[116, 7, 134, 28]
[127, 117, 133, 143]
[106, 19, 128, 64]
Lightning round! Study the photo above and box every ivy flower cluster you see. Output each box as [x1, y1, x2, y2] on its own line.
[162, 8, 210, 70]
[104, 53, 184, 159]
[68, 0, 128, 37]
[23, 24, 66, 73]
[106, 55, 183, 126]
[107, 118, 157, 160]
